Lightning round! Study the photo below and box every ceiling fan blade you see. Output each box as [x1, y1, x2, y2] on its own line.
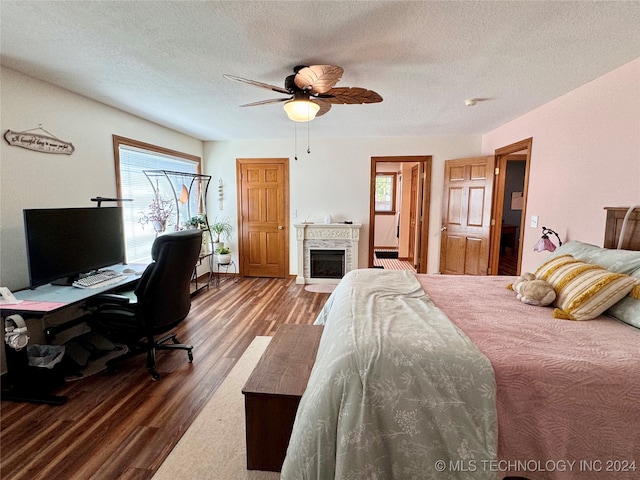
[311, 98, 332, 117]
[321, 87, 383, 105]
[223, 74, 290, 95]
[294, 65, 344, 94]
[239, 97, 291, 107]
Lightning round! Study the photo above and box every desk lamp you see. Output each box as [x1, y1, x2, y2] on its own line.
[534, 226, 563, 252]
[91, 197, 133, 207]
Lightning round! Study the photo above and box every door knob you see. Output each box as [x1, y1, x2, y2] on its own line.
[278, 225, 283, 230]
[441, 226, 447, 231]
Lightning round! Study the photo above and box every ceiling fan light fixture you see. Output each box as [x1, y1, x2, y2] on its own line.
[283, 99, 320, 122]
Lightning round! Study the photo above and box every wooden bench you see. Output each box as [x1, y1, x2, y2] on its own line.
[242, 323, 324, 472]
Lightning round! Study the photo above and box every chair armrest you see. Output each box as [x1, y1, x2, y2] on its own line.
[83, 293, 131, 309]
[96, 293, 131, 303]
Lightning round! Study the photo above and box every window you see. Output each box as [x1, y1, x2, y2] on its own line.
[375, 173, 397, 214]
[113, 135, 201, 263]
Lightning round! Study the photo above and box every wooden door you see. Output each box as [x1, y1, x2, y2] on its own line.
[440, 156, 495, 275]
[237, 158, 289, 278]
[408, 165, 418, 265]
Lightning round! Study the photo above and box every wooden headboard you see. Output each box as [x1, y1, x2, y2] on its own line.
[604, 207, 640, 251]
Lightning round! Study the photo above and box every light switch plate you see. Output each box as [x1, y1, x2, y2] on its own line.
[530, 215, 539, 228]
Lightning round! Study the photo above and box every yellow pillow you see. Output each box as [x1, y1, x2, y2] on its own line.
[535, 254, 640, 320]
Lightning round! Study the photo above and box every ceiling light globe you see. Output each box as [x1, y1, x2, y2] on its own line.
[284, 100, 320, 122]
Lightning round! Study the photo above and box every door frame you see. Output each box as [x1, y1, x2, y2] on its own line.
[488, 138, 532, 276]
[369, 156, 432, 273]
[236, 158, 290, 278]
[408, 164, 419, 263]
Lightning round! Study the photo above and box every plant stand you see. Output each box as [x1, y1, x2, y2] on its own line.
[215, 260, 238, 287]
[191, 252, 214, 296]
[142, 170, 212, 230]
[143, 170, 215, 296]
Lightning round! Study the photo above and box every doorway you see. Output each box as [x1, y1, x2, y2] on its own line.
[489, 138, 532, 276]
[369, 156, 432, 272]
[438, 138, 532, 277]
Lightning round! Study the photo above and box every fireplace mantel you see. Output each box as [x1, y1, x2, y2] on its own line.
[295, 223, 362, 284]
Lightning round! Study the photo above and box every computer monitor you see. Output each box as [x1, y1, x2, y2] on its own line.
[23, 207, 125, 288]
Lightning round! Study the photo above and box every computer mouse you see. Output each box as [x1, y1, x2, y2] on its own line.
[123, 268, 136, 274]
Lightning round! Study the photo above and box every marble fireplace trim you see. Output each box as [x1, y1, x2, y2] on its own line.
[295, 223, 362, 284]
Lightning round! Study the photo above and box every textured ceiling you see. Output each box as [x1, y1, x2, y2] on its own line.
[1, 1, 639, 141]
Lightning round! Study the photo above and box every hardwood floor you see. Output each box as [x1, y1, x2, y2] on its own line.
[498, 247, 519, 276]
[0, 276, 327, 480]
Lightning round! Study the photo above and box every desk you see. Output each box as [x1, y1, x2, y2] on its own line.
[1, 264, 142, 405]
[1, 264, 143, 317]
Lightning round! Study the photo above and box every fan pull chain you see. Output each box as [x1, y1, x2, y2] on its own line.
[294, 123, 298, 161]
[307, 119, 311, 154]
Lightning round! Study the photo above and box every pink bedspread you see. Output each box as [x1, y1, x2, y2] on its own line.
[416, 274, 640, 480]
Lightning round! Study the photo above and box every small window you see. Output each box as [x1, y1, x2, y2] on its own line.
[375, 173, 397, 214]
[376, 173, 396, 215]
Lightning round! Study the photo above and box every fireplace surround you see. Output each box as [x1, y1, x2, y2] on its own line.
[295, 223, 362, 284]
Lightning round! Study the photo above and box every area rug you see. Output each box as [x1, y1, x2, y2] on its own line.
[304, 284, 336, 294]
[152, 336, 280, 480]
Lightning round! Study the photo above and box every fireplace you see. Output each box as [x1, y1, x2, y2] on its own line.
[310, 249, 345, 279]
[295, 223, 362, 284]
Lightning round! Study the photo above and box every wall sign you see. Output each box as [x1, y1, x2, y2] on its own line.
[4, 127, 75, 155]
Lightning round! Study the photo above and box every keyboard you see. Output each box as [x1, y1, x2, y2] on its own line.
[72, 270, 129, 289]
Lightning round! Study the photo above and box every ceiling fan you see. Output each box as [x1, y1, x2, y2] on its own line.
[224, 65, 383, 122]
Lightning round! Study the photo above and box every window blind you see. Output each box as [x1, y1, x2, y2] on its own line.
[117, 145, 198, 263]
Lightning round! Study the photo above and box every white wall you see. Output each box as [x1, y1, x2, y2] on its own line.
[205, 135, 481, 274]
[482, 58, 640, 273]
[0, 67, 203, 291]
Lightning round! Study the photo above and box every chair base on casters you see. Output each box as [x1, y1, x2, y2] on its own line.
[105, 333, 193, 381]
[147, 332, 193, 381]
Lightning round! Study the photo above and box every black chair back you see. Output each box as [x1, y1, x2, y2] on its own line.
[134, 229, 202, 332]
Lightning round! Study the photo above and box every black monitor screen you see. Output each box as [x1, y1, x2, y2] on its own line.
[23, 207, 125, 288]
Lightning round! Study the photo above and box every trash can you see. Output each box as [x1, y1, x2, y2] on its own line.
[27, 344, 65, 368]
[9, 344, 66, 392]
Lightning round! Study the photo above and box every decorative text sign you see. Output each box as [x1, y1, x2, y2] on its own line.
[4, 130, 75, 155]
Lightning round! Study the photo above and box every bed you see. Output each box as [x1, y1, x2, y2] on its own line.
[281, 208, 640, 480]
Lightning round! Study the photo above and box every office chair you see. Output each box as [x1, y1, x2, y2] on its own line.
[87, 229, 202, 380]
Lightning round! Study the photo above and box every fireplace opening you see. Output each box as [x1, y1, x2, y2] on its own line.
[310, 249, 345, 279]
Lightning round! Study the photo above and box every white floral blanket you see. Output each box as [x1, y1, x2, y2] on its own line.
[281, 269, 498, 480]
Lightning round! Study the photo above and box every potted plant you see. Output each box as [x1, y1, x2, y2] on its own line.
[214, 246, 232, 265]
[138, 196, 175, 233]
[184, 213, 207, 230]
[210, 216, 234, 251]
[184, 213, 210, 254]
